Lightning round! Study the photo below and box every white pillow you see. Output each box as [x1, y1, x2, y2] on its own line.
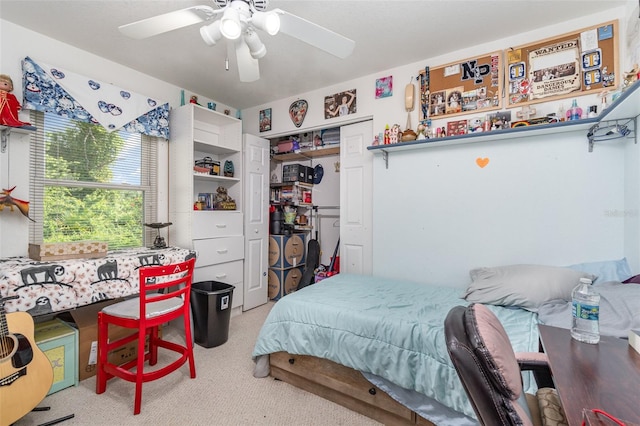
[463, 264, 596, 312]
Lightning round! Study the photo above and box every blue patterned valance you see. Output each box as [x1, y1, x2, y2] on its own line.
[21, 57, 169, 139]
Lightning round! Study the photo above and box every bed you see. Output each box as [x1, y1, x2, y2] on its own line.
[252, 273, 540, 425]
[252, 260, 640, 425]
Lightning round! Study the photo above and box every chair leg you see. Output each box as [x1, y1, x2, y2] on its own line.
[149, 326, 158, 366]
[95, 313, 107, 394]
[184, 314, 196, 379]
[134, 329, 146, 415]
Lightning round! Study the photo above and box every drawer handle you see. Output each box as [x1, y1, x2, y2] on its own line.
[288, 358, 295, 365]
[215, 273, 227, 279]
[216, 224, 227, 228]
[368, 388, 376, 395]
[217, 249, 228, 254]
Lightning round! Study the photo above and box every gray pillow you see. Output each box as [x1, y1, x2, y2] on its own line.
[463, 264, 596, 312]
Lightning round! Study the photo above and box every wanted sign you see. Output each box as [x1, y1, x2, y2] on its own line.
[528, 39, 581, 99]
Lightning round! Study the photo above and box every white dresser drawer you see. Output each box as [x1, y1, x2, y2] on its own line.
[193, 260, 243, 284]
[193, 236, 244, 266]
[192, 211, 243, 238]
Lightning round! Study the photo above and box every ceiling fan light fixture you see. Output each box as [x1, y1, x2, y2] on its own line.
[250, 11, 280, 35]
[200, 20, 223, 46]
[220, 7, 242, 39]
[245, 30, 267, 59]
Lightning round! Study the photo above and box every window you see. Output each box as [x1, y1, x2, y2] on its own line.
[29, 111, 158, 249]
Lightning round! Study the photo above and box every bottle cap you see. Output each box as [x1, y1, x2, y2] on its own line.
[579, 277, 593, 284]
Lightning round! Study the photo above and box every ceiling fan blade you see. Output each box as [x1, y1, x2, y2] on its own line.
[235, 39, 260, 82]
[273, 9, 355, 59]
[119, 5, 220, 39]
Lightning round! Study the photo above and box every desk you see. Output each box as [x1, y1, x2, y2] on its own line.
[538, 325, 640, 426]
[0, 246, 195, 315]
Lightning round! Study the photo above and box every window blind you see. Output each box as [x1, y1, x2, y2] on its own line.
[29, 111, 158, 249]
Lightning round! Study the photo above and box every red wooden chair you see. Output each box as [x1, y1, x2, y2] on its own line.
[95, 258, 196, 415]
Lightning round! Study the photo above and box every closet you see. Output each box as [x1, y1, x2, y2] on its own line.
[267, 120, 373, 299]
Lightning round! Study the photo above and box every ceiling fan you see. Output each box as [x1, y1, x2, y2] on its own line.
[119, 0, 356, 82]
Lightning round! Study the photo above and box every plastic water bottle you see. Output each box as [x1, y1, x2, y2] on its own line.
[571, 278, 600, 344]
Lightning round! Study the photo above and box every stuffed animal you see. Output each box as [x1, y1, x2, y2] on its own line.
[214, 186, 236, 210]
[0, 74, 32, 128]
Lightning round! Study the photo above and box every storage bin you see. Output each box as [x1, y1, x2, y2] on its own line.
[283, 164, 306, 182]
[34, 318, 78, 394]
[269, 234, 306, 268]
[268, 267, 303, 300]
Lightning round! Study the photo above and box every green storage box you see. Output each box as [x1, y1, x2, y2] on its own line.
[35, 318, 79, 395]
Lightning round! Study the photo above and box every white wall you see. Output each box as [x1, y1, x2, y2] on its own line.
[3, 5, 638, 284]
[244, 5, 638, 287]
[0, 20, 235, 257]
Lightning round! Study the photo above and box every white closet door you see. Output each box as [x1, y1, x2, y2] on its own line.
[243, 133, 270, 310]
[340, 121, 373, 275]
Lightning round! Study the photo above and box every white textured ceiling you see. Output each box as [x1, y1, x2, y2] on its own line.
[0, 0, 629, 110]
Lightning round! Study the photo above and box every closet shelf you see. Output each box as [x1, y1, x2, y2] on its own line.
[369, 79, 640, 167]
[271, 145, 340, 162]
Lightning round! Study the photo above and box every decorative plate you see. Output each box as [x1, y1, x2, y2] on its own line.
[289, 99, 308, 128]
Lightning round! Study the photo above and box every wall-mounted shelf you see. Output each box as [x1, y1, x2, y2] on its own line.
[1, 125, 36, 153]
[271, 145, 340, 162]
[368, 79, 640, 167]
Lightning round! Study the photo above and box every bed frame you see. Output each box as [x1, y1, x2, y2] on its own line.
[269, 351, 435, 426]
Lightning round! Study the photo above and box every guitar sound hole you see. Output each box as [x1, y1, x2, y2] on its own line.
[0, 336, 16, 359]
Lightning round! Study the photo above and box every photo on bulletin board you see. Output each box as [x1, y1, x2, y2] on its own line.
[506, 20, 618, 107]
[259, 108, 271, 132]
[325, 89, 357, 119]
[375, 76, 393, 99]
[419, 51, 503, 121]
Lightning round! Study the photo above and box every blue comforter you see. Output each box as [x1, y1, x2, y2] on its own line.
[252, 274, 539, 419]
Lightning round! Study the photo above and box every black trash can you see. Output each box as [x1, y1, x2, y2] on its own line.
[190, 281, 235, 348]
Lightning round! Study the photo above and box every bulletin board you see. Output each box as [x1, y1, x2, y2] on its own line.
[506, 20, 619, 107]
[419, 51, 503, 121]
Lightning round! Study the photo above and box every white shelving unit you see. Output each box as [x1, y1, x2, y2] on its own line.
[168, 104, 245, 309]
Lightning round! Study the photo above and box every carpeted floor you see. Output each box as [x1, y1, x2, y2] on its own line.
[14, 301, 380, 425]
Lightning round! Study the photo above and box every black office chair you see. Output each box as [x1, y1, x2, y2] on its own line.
[444, 303, 567, 426]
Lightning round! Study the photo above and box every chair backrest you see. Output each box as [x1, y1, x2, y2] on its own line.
[138, 258, 195, 321]
[444, 303, 533, 426]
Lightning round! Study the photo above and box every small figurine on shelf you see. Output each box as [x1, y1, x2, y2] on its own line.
[623, 64, 639, 90]
[566, 99, 583, 121]
[189, 95, 199, 105]
[389, 124, 401, 144]
[0, 74, 34, 128]
[416, 123, 428, 140]
[214, 186, 236, 210]
[223, 160, 234, 177]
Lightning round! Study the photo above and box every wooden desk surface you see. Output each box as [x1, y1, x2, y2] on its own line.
[538, 325, 640, 426]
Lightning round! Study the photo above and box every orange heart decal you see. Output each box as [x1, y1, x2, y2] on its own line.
[476, 157, 490, 168]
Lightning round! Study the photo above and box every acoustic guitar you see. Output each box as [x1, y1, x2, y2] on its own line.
[0, 296, 53, 426]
